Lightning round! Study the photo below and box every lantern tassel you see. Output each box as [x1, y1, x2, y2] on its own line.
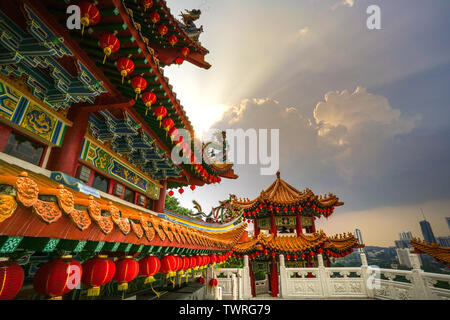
[87, 286, 101, 297]
[144, 276, 155, 285]
[49, 296, 62, 300]
[103, 54, 107, 64]
[118, 282, 128, 291]
[186, 274, 189, 284]
[81, 24, 85, 36]
[170, 277, 175, 288]
[135, 92, 138, 100]
[122, 75, 124, 84]
[150, 282, 161, 298]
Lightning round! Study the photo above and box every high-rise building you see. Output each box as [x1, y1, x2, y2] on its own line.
[399, 231, 413, 241]
[446, 217, 450, 230]
[420, 220, 436, 244]
[355, 229, 364, 252]
[437, 236, 450, 248]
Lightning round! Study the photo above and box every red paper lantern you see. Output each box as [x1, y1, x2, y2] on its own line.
[168, 127, 179, 140]
[318, 248, 323, 254]
[190, 185, 196, 191]
[0, 260, 24, 300]
[139, 256, 160, 284]
[209, 278, 218, 287]
[283, 207, 288, 212]
[158, 24, 168, 37]
[33, 256, 82, 299]
[149, 11, 160, 24]
[293, 254, 298, 260]
[209, 254, 217, 264]
[160, 255, 177, 276]
[162, 118, 174, 132]
[116, 57, 134, 83]
[131, 76, 147, 100]
[78, 2, 100, 35]
[182, 257, 190, 270]
[300, 253, 306, 260]
[195, 255, 203, 268]
[271, 252, 276, 257]
[181, 47, 190, 57]
[142, 0, 153, 11]
[197, 277, 205, 284]
[168, 35, 178, 46]
[189, 256, 197, 269]
[153, 106, 167, 121]
[81, 255, 115, 296]
[297, 206, 303, 211]
[113, 257, 139, 291]
[99, 33, 120, 64]
[168, 190, 174, 196]
[175, 57, 184, 65]
[142, 92, 157, 115]
[178, 188, 184, 194]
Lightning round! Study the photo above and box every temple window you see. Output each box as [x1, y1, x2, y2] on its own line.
[113, 183, 124, 197]
[123, 187, 135, 204]
[77, 165, 91, 183]
[2, 131, 45, 166]
[91, 171, 109, 193]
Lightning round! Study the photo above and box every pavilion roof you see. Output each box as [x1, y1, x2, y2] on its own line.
[410, 238, 450, 265]
[0, 160, 245, 252]
[233, 230, 361, 255]
[232, 171, 344, 209]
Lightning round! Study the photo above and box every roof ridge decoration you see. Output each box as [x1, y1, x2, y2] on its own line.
[0, 160, 245, 251]
[410, 238, 450, 265]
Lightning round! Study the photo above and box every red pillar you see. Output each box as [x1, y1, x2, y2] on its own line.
[270, 259, 278, 297]
[0, 122, 12, 151]
[153, 180, 167, 213]
[254, 218, 260, 237]
[270, 211, 277, 236]
[311, 217, 316, 233]
[47, 107, 90, 176]
[296, 213, 303, 236]
[249, 260, 256, 297]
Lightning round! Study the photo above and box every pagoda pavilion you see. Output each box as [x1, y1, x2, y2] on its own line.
[231, 171, 363, 297]
[0, 0, 241, 300]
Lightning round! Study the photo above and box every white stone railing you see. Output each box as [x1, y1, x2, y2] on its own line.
[215, 253, 450, 300]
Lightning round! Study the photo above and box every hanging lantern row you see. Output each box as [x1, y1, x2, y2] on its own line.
[167, 184, 197, 197]
[0, 252, 233, 300]
[193, 163, 222, 184]
[242, 203, 335, 220]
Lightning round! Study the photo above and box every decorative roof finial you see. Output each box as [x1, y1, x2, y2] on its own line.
[276, 171, 280, 179]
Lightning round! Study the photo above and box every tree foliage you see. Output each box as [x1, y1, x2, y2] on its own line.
[164, 195, 194, 216]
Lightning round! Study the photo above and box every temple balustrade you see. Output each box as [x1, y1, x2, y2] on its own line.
[215, 253, 450, 300]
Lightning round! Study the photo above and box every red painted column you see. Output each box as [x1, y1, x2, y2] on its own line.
[296, 213, 303, 236]
[270, 211, 277, 236]
[270, 259, 278, 297]
[153, 180, 167, 213]
[249, 260, 256, 297]
[0, 121, 12, 151]
[254, 218, 260, 237]
[47, 107, 90, 176]
[311, 216, 316, 233]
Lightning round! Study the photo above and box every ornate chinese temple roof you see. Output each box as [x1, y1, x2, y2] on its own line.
[232, 171, 343, 219]
[0, 159, 245, 252]
[410, 238, 450, 266]
[233, 231, 361, 256]
[13, 0, 233, 187]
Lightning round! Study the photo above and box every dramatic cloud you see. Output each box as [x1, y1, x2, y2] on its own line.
[313, 87, 420, 180]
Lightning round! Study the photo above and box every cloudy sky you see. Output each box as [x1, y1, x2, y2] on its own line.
[164, 0, 450, 246]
